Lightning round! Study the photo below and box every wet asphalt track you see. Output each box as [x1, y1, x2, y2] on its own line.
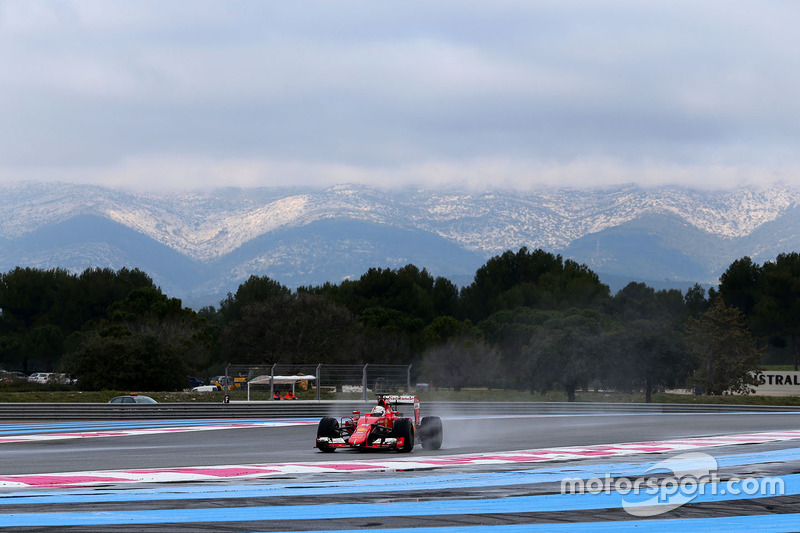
[4, 412, 800, 474]
[2, 410, 800, 531]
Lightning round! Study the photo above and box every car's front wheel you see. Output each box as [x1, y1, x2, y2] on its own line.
[316, 417, 339, 453]
[391, 418, 415, 453]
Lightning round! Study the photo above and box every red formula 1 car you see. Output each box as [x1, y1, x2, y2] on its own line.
[315, 394, 443, 453]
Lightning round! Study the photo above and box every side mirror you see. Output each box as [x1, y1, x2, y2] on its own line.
[352, 410, 361, 415]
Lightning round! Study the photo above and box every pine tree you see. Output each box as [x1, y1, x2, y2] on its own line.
[686, 297, 762, 395]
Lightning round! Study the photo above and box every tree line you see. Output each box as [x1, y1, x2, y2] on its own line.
[0, 247, 786, 399]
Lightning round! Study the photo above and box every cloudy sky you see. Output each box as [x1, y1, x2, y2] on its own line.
[1, 1, 799, 191]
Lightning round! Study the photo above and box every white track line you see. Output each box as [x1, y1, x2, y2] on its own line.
[0, 421, 315, 444]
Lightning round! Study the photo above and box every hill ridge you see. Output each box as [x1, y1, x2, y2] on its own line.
[2, 182, 798, 305]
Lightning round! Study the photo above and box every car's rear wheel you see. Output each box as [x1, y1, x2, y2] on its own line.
[316, 417, 339, 453]
[391, 418, 414, 453]
[419, 416, 443, 450]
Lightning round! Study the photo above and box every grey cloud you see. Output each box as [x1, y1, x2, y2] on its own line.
[1, 0, 799, 188]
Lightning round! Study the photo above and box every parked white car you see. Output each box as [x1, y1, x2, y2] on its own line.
[192, 385, 220, 392]
[27, 373, 70, 384]
[27, 372, 52, 383]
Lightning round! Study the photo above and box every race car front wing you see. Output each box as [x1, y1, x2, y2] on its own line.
[315, 436, 406, 450]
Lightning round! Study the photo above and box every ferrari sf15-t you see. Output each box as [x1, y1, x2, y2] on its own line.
[315, 394, 443, 453]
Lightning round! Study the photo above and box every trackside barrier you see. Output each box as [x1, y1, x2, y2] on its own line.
[1, 401, 799, 421]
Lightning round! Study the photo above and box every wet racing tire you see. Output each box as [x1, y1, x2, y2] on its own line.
[419, 416, 443, 450]
[391, 418, 415, 453]
[316, 417, 339, 453]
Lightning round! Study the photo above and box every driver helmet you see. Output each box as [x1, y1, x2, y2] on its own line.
[371, 405, 385, 416]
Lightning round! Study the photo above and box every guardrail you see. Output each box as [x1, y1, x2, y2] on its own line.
[0, 401, 798, 421]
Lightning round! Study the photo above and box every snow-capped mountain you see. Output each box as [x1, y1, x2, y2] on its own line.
[1, 182, 798, 307]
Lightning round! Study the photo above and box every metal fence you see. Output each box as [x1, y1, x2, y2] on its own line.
[4, 401, 796, 421]
[221, 363, 413, 401]
[6, 401, 796, 421]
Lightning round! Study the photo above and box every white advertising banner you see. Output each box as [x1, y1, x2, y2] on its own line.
[752, 371, 800, 396]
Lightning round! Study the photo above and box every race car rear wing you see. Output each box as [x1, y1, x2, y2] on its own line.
[378, 394, 420, 425]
